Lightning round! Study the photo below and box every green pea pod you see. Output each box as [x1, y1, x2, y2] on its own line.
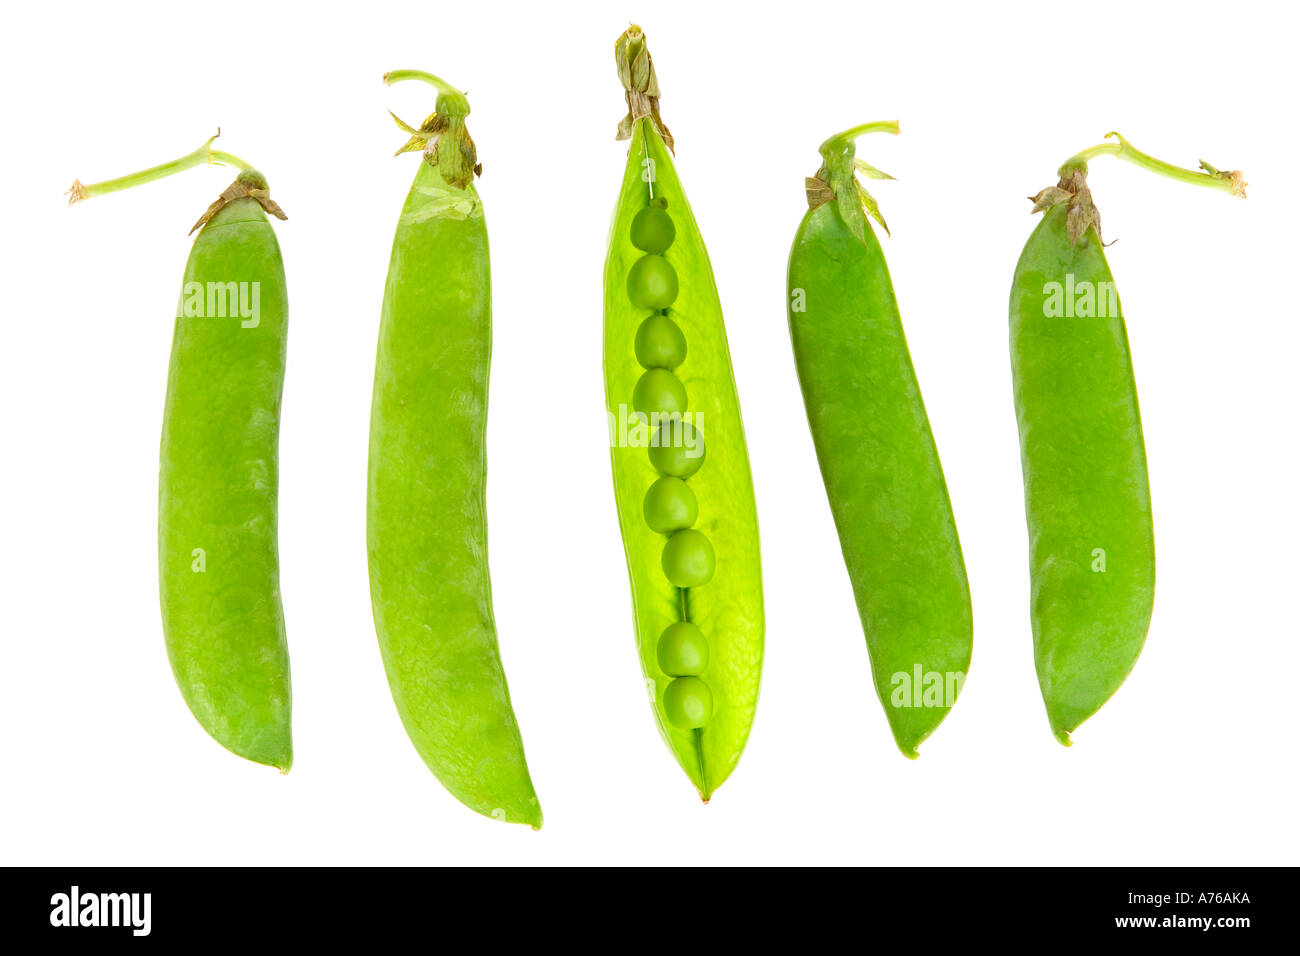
[1009, 134, 1245, 744]
[787, 123, 972, 758]
[368, 72, 542, 827]
[603, 27, 764, 800]
[70, 139, 293, 770]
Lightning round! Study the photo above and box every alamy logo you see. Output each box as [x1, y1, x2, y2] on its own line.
[1042, 274, 1118, 318]
[607, 406, 705, 457]
[49, 885, 151, 936]
[890, 665, 964, 709]
[177, 280, 262, 328]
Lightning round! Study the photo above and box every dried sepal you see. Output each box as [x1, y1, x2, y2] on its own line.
[808, 171, 889, 241]
[391, 110, 444, 155]
[391, 109, 478, 189]
[805, 176, 835, 210]
[1029, 168, 1101, 247]
[189, 178, 288, 235]
[257, 192, 287, 222]
[1029, 186, 1073, 214]
[614, 25, 674, 152]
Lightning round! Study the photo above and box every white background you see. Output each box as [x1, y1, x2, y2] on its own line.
[3, 0, 1296, 866]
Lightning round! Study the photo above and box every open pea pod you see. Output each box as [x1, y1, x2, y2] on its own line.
[603, 26, 764, 800]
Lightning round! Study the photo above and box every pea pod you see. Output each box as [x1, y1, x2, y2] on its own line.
[1009, 133, 1245, 744]
[69, 137, 293, 769]
[787, 123, 973, 757]
[603, 26, 764, 800]
[367, 71, 542, 827]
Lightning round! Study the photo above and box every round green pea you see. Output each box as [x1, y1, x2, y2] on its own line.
[649, 421, 705, 478]
[633, 368, 687, 417]
[634, 314, 687, 370]
[643, 476, 698, 534]
[627, 255, 679, 310]
[663, 677, 714, 729]
[630, 205, 676, 253]
[657, 621, 709, 676]
[661, 529, 716, 588]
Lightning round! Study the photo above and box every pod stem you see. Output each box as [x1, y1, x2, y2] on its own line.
[67, 132, 253, 205]
[383, 69, 471, 117]
[818, 120, 901, 153]
[806, 120, 901, 242]
[1034, 132, 1245, 246]
[1059, 132, 1246, 198]
[384, 69, 479, 189]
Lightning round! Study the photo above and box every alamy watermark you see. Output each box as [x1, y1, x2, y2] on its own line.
[176, 280, 262, 328]
[49, 885, 151, 936]
[1042, 273, 1118, 318]
[890, 664, 965, 709]
[608, 406, 705, 457]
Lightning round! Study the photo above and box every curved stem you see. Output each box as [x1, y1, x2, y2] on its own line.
[811, 120, 899, 235]
[384, 69, 469, 115]
[819, 120, 900, 153]
[1059, 132, 1245, 197]
[68, 133, 251, 205]
[383, 69, 455, 94]
[382, 68, 477, 187]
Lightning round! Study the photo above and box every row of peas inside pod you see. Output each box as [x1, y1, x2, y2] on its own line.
[626, 196, 718, 731]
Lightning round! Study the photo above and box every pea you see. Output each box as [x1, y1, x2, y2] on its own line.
[661, 529, 716, 588]
[368, 71, 542, 827]
[604, 26, 763, 800]
[648, 421, 705, 478]
[634, 314, 687, 370]
[632, 368, 688, 417]
[642, 476, 698, 534]
[630, 204, 676, 253]
[656, 622, 710, 676]
[1008, 134, 1244, 745]
[787, 121, 972, 759]
[627, 254, 679, 310]
[663, 677, 714, 729]
[71, 139, 294, 772]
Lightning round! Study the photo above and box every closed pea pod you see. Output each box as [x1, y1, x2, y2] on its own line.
[603, 26, 764, 798]
[1010, 133, 1245, 744]
[787, 123, 973, 757]
[367, 71, 541, 826]
[69, 136, 293, 769]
